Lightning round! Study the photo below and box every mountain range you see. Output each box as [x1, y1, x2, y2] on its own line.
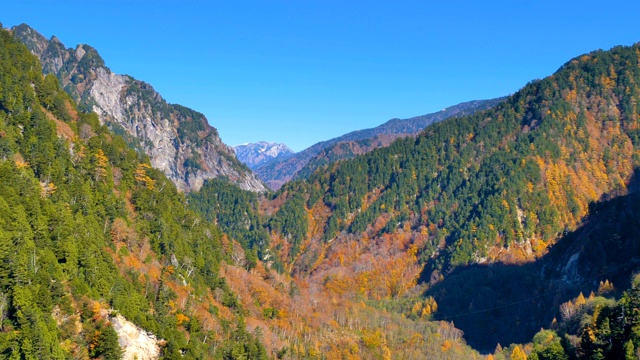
[254, 98, 504, 189]
[245, 41, 640, 354]
[3, 20, 640, 360]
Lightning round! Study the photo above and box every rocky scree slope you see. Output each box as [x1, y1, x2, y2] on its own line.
[11, 23, 265, 192]
[255, 97, 503, 189]
[233, 141, 293, 169]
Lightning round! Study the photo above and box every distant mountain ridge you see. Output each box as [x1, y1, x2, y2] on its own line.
[233, 141, 294, 170]
[11, 24, 266, 192]
[255, 98, 504, 189]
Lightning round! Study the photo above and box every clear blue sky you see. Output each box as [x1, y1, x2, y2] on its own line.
[4, 1, 640, 151]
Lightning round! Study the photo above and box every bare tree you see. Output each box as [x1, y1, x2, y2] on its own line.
[0, 292, 7, 328]
[231, 243, 247, 268]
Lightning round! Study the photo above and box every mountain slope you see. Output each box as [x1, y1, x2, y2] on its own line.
[226, 44, 640, 354]
[11, 23, 265, 193]
[255, 98, 503, 189]
[0, 26, 482, 359]
[269, 43, 640, 274]
[233, 141, 293, 170]
[428, 177, 640, 351]
[0, 27, 268, 358]
[188, 42, 640, 355]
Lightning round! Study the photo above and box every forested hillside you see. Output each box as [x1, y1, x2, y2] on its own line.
[224, 42, 640, 354]
[269, 43, 640, 275]
[0, 25, 487, 359]
[429, 183, 640, 351]
[6, 15, 640, 359]
[255, 98, 502, 190]
[11, 24, 266, 193]
[0, 27, 273, 359]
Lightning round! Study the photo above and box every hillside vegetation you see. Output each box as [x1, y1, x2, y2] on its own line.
[0, 26, 487, 359]
[191, 42, 640, 355]
[269, 43, 640, 275]
[0, 27, 274, 359]
[6, 19, 640, 358]
[255, 98, 502, 190]
[11, 23, 265, 193]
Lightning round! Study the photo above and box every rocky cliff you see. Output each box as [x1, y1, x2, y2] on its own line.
[233, 141, 294, 169]
[11, 24, 266, 192]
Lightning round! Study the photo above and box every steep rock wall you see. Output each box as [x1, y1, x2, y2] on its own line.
[12, 24, 266, 192]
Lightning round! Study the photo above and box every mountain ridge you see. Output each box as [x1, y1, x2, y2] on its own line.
[0, 25, 484, 359]
[233, 141, 293, 170]
[11, 23, 266, 193]
[5, 19, 640, 359]
[259, 41, 640, 315]
[255, 97, 504, 189]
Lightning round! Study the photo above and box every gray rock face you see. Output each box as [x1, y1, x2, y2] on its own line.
[12, 24, 266, 193]
[233, 141, 294, 169]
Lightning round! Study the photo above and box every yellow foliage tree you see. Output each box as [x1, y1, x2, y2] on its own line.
[598, 280, 614, 294]
[361, 329, 385, 349]
[510, 345, 527, 360]
[40, 181, 57, 198]
[94, 149, 109, 182]
[176, 313, 190, 326]
[134, 163, 156, 190]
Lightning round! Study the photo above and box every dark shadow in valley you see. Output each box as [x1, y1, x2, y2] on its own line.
[425, 169, 640, 353]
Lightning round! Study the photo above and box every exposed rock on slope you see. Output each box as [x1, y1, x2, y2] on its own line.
[12, 23, 265, 192]
[109, 313, 162, 360]
[233, 141, 294, 169]
[255, 98, 503, 189]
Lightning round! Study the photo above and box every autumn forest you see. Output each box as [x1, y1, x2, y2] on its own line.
[1, 21, 640, 360]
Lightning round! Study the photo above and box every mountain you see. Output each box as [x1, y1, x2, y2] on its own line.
[11, 24, 266, 193]
[428, 175, 640, 351]
[229, 42, 640, 353]
[0, 28, 265, 358]
[270, 43, 640, 272]
[233, 141, 293, 170]
[0, 26, 483, 359]
[8, 19, 640, 358]
[255, 98, 504, 189]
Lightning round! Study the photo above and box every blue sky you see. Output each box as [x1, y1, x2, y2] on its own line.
[4, 1, 640, 151]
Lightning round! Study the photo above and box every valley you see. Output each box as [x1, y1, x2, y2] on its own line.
[1, 17, 640, 360]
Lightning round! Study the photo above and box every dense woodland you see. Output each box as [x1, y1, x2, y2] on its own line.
[256, 42, 639, 285]
[4, 20, 640, 359]
[0, 26, 488, 359]
[187, 42, 640, 358]
[192, 42, 640, 357]
[278, 42, 640, 272]
[0, 27, 277, 359]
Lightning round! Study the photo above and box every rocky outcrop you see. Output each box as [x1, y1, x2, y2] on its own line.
[233, 141, 294, 169]
[110, 313, 162, 360]
[255, 98, 505, 189]
[12, 24, 266, 192]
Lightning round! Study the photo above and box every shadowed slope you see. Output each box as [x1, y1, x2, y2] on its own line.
[428, 171, 640, 351]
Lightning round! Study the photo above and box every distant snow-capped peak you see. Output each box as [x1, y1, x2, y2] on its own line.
[233, 141, 294, 169]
